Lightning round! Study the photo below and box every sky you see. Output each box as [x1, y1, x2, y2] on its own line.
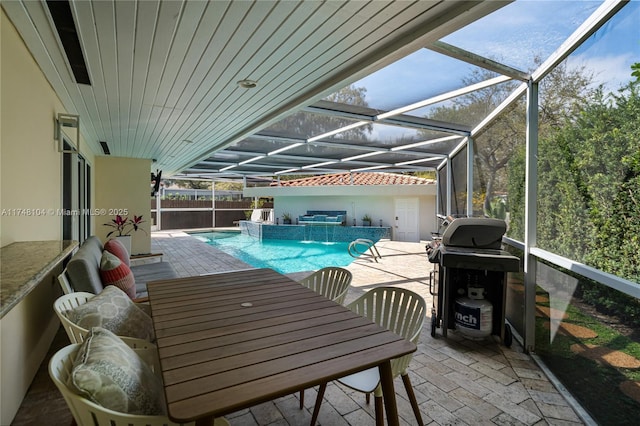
[569, 1, 640, 91]
[349, 0, 639, 115]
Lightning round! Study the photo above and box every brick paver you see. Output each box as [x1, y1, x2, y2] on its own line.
[151, 230, 586, 425]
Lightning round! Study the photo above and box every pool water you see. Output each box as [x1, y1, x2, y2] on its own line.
[192, 231, 356, 274]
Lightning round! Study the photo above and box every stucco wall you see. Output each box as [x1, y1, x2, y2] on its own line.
[0, 10, 96, 424]
[94, 156, 151, 255]
[249, 183, 437, 241]
[0, 10, 94, 247]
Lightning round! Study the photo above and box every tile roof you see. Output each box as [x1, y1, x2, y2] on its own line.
[272, 172, 435, 187]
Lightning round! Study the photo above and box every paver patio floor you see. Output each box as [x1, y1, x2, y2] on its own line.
[151, 230, 587, 426]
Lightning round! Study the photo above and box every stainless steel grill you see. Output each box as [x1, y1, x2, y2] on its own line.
[428, 217, 520, 346]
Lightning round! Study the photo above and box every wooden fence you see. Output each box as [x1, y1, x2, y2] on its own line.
[150, 200, 273, 230]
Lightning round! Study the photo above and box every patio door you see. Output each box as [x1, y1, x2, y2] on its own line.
[394, 198, 419, 242]
[62, 140, 90, 244]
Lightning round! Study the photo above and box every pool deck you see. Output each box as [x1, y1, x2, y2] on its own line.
[151, 230, 587, 426]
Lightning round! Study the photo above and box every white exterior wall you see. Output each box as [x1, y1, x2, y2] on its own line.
[244, 184, 437, 241]
[1, 12, 93, 424]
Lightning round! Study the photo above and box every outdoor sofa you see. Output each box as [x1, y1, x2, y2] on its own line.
[60, 236, 177, 298]
[298, 210, 347, 225]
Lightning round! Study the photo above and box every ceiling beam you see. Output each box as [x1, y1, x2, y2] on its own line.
[248, 133, 453, 157]
[178, 1, 510, 173]
[427, 40, 529, 81]
[303, 101, 473, 135]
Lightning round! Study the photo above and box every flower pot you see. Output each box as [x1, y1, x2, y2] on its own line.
[362, 220, 371, 227]
[114, 235, 132, 257]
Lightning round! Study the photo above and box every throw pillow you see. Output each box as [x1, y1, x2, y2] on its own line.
[70, 327, 165, 415]
[67, 285, 155, 342]
[100, 250, 136, 299]
[104, 238, 130, 266]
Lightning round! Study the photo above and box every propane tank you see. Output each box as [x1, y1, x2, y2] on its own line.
[454, 286, 493, 339]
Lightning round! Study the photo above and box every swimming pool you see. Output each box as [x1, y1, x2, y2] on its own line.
[192, 231, 356, 274]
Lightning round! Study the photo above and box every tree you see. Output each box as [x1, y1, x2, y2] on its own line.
[425, 60, 594, 221]
[509, 81, 640, 275]
[214, 181, 243, 191]
[425, 68, 522, 216]
[528, 82, 640, 324]
[412, 171, 436, 180]
[268, 85, 372, 141]
[507, 62, 596, 239]
[166, 179, 211, 190]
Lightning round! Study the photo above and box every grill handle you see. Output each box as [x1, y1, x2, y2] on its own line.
[429, 270, 437, 296]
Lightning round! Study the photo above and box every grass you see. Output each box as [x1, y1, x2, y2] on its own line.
[535, 287, 640, 423]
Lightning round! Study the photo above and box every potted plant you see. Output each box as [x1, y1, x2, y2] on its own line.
[103, 214, 147, 254]
[282, 212, 292, 224]
[362, 214, 372, 227]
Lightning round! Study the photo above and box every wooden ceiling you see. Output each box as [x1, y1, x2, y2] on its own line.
[3, 0, 507, 175]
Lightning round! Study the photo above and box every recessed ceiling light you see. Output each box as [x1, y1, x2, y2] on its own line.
[237, 79, 258, 89]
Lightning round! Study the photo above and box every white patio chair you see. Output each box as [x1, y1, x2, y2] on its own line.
[298, 267, 353, 305]
[54, 292, 95, 344]
[49, 343, 229, 426]
[57, 270, 73, 295]
[309, 286, 426, 426]
[297, 267, 353, 408]
[53, 292, 148, 347]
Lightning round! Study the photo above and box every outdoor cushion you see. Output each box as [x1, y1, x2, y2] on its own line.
[130, 262, 178, 298]
[100, 251, 136, 298]
[104, 238, 130, 266]
[70, 327, 165, 415]
[66, 236, 104, 294]
[66, 286, 155, 342]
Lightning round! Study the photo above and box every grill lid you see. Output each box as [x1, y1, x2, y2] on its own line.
[441, 217, 507, 249]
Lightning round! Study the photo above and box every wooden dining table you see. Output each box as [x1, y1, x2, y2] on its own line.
[146, 268, 417, 426]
